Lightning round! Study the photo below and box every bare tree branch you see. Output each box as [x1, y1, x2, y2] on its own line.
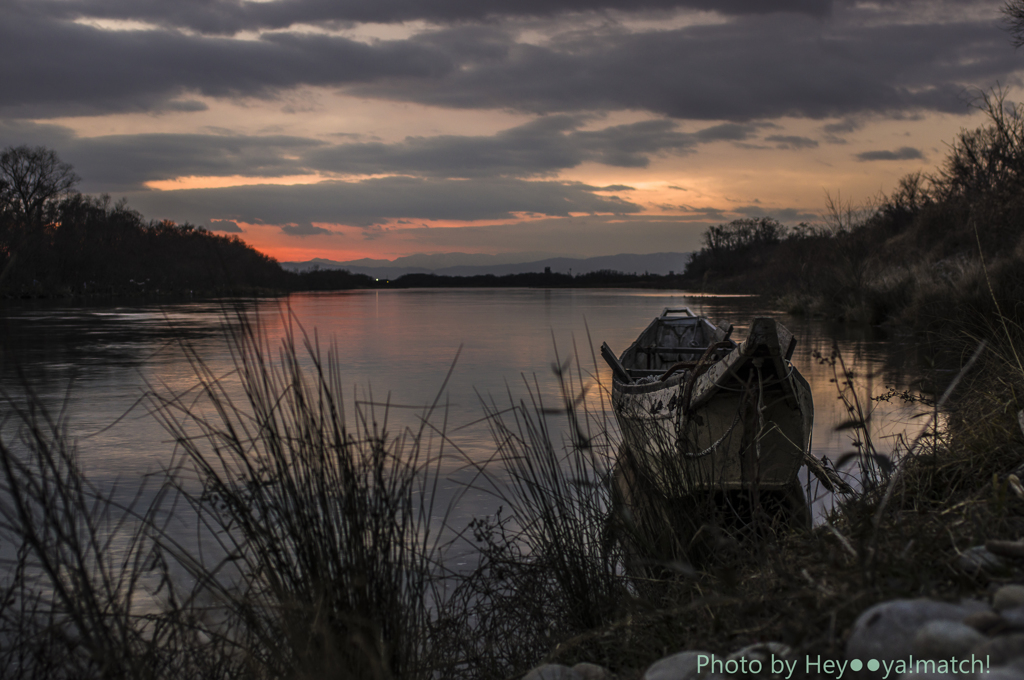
[0, 146, 80, 225]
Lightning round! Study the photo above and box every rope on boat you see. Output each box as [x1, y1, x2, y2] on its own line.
[678, 361, 771, 460]
[678, 406, 742, 459]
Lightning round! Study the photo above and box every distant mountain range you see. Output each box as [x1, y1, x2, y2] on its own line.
[281, 252, 693, 278]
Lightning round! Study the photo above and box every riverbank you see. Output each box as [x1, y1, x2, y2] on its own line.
[679, 94, 1024, 345]
[520, 336, 1024, 679]
[519, 95, 1024, 677]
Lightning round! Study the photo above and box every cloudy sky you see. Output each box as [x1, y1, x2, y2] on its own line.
[1, 0, 1020, 264]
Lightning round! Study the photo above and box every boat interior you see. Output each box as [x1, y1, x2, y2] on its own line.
[616, 308, 735, 380]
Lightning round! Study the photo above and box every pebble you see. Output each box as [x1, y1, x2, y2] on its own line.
[524, 664, 585, 680]
[962, 610, 1008, 634]
[911, 620, 987, 659]
[846, 598, 989, 663]
[553, 590, 1024, 680]
[994, 584, 1024, 611]
[1000, 605, 1024, 631]
[573, 662, 617, 680]
[971, 633, 1024, 667]
[644, 650, 713, 680]
[955, 545, 1007, 575]
[987, 667, 1024, 680]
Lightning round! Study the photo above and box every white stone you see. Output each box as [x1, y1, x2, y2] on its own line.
[987, 668, 1024, 680]
[846, 598, 989, 663]
[726, 641, 791, 663]
[523, 664, 585, 680]
[972, 634, 1024, 667]
[911, 620, 986, 659]
[994, 584, 1024, 611]
[572, 662, 616, 680]
[1000, 605, 1024, 630]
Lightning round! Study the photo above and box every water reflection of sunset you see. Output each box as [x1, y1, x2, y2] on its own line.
[0, 291, 929, 528]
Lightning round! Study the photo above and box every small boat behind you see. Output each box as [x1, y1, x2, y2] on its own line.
[603, 307, 814, 499]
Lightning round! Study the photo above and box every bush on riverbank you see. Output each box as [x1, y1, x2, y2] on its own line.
[536, 339, 1024, 677]
[0, 186, 291, 298]
[683, 90, 1024, 336]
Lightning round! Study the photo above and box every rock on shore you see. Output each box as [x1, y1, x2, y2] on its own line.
[522, 580, 1024, 680]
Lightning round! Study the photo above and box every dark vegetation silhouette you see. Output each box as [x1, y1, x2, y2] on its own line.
[682, 89, 1024, 334]
[383, 269, 676, 288]
[0, 145, 290, 297]
[0, 145, 678, 299]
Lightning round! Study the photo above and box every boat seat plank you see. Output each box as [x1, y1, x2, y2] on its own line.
[634, 346, 733, 356]
[627, 369, 674, 377]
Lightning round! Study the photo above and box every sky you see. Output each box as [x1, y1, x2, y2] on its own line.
[1, 0, 1022, 264]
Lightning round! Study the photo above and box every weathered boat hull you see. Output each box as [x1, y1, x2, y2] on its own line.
[609, 309, 813, 498]
[611, 446, 812, 573]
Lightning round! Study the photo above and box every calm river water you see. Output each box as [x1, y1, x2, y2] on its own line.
[0, 289, 929, 552]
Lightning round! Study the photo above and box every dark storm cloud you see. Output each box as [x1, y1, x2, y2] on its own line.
[30, 0, 834, 36]
[0, 5, 453, 117]
[0, 120, 78, 149]
[2, 1, 1016, 121]
[9, 117, 749, 191]
[64, 133, 324, 192]
[822, 119, 863, 135]
[305, 115, 589, 178]
[733, 206, 820, 222]
[307, 117, 760, 177]
[765, 135, 819, 150]
[209, 219, 243, 232]
[364, 14, 1016, 120]
[281, 222, 333, 236]
[692, 123, 767, 142]
[164, 100, 210, 113]
[0, 122, 324, 192]
[855, 147, 925, 161]
[124, 176, 643, 229]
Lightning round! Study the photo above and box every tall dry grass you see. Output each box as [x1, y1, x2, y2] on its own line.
[0, 311, 456, 679]
[9, 305, 995, 679]
[146, 311, 451, 680]
[0, 312, 648, 679]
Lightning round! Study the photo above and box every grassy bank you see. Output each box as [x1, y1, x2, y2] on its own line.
[682, 90, 1024, 338]
[569, 88, 1024, 676]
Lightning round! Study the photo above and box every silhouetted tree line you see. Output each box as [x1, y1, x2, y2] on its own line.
[0, 146, 296, 297]
[291, 267, 375, 290]
[386, 269, 677, 288]
[683, 217, 791, 281]
[0, 144, 680, 298]
[682, 88, 1024, 328]
[394, 272, 574, 288]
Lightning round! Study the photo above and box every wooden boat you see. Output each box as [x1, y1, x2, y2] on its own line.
[602, 307, 814, 499]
